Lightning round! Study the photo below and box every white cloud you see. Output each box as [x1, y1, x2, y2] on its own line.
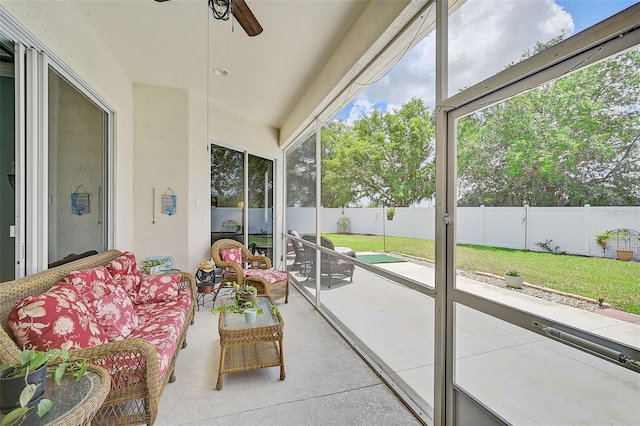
[341, 0, 574, 117]
[346, 98, 375, 124]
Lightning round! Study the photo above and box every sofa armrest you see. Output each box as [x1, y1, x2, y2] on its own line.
[70, 338, 161, 422]
[177, 271, 197, 305]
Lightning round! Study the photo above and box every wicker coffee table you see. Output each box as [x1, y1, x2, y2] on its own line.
[216, 296, 285, 390]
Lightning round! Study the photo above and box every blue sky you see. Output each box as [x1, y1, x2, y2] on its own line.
[335, 0, 638, 123]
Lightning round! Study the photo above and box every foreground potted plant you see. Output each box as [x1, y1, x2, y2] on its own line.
[504, 270, 523, 289]
[0, 348, 87, 425]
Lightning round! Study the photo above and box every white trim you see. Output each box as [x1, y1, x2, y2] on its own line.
[14, 42, 25, 278]
[24, 48, 39, 275]
[37, 51, 48, 271]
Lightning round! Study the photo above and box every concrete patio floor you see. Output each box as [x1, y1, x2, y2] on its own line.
[156, 254, 639, 425]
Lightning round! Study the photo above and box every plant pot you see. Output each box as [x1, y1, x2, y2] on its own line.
[0, 362, 47, 413]
[236, 288, 257, 307]
[616, 249, 634, 261]
[505, 275, 523, 289]
[387, 214, 394, 221]
[244, 308, 257, 324]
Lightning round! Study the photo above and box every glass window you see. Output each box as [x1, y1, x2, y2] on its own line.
[47, 68, 107, 262]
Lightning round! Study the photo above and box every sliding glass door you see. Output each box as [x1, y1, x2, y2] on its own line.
[0, 12, 113, 278]
[210, 144, 274, 260]
[47, 68, 107, 263]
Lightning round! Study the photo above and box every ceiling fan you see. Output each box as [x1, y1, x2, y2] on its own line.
[154, 0, 263, 37]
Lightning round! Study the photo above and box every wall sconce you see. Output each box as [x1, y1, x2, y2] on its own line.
[7, 161, 15, 190]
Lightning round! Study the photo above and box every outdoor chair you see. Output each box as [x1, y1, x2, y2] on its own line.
[211, 239, 289, 303]
[287, 230, 308, 272]
[302, 235, 355, 287]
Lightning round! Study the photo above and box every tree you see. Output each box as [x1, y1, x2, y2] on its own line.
[457, 47, 640, 207]
[286, 133, 317, 207]
[321, 97, 436, 207]
[210, 146, 243, 207]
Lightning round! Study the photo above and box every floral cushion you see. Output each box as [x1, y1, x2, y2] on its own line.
[243, 268, 288, 284]
[91, 285, 139, 341]
[135, 274, 180, 304]
[131, 289, 192, 377]
[220, 247, 243, 274]
[8, 283, 109, 351]
[106, 251, 142, 301]
[64, 266, 114, 304]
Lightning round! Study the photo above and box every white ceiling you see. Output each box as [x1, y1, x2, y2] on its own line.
[76, 0, 369, 129]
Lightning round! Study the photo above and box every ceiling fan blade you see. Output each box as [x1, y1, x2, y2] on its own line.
[232, 0, 263, 37]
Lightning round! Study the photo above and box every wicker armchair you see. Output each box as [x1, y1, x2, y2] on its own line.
[211, 239, 290, 303]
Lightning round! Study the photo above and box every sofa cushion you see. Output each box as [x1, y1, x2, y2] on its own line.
[106, 251, 142, 301]
[244, 268, 288, 284]
[64, 266, 114, 304]
[8, 283, 109, 351]
[135, 274, 180, 304]
[131, 288, 192, 377]
[92, 285, 139, 341]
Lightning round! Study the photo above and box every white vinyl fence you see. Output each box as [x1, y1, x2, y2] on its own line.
[286, 205, 640, 259]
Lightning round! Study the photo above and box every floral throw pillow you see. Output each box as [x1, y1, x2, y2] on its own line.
[106, 251, 142, 300]
[8, 283, 109, 351]
[64, 266, 114, 304]
[92, 285, 139, 341]
[135, 274, 180, 304]
[220, 247, 242, 274]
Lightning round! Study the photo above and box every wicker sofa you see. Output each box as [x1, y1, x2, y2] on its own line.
[0, 250, 196, 425]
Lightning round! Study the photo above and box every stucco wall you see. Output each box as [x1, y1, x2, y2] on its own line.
[133, 84, 191, 270]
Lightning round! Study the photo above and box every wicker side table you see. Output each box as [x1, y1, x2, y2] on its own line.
[216, 296, 285, 390]
[3, 365, 111, 426]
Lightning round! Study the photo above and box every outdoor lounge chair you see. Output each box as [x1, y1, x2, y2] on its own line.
[302, 235, 355, 287]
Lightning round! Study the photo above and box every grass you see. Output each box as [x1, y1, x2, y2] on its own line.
[325, 234, 640, 315]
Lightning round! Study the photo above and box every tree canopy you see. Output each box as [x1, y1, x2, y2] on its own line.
[321, 97, 436, 207]
[457, 48, 640, 206]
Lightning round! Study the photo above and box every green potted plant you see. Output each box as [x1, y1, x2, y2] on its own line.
[336, 216, 351, 234]
[386, 207, 396, 221]
[210, 282, 279, 320]
[0, 348, 87, 425]
[504, 270, 523, 289]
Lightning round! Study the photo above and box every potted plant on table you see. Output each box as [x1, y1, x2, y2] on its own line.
[210, 282, 279, 322]
[0, 348, 87, 425]
[504, 270, 523, 289]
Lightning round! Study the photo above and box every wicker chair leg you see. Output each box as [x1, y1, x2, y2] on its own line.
[169, 370, 176, 383]
[182, 339, 188, 349]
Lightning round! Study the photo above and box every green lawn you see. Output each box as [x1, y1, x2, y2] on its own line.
[325, 234, 640, 315]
